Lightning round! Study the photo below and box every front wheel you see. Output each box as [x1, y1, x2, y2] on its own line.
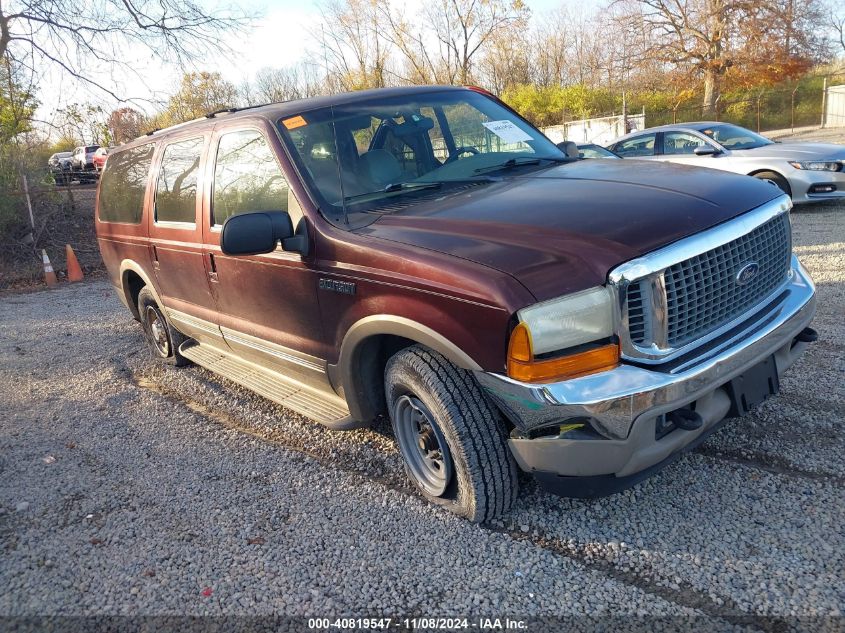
[137, 287, 190, 367]
[753, 171, 791, 197]
[385, 346, 518, 522]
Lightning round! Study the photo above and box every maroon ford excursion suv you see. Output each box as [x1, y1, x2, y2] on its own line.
[96, 86, 817, 521]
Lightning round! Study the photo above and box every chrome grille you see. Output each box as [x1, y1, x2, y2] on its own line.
[626, 283, 648, 344]
[625, 211, 791, 352]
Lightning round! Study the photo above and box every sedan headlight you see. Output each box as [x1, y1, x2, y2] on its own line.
[789, 161, 841, 172]
[508, 287, 619, 383]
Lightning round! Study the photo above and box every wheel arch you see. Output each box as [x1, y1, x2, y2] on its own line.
[335, 315, 483, 422]
[118, 260, 162, 320]
[747, 168, 792, 196]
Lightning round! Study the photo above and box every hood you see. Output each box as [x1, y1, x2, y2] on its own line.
[356, 160, 782, 301]
[738, 142, 845, 161]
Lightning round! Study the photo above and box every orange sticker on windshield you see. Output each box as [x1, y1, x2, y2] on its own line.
[283, 116, 307, 130]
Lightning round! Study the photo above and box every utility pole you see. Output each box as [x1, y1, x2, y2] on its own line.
[820, 77, 827, 128]
[622, 91, 628, 134]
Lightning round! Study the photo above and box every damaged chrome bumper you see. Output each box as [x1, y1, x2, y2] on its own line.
[475, 256, 816, 491]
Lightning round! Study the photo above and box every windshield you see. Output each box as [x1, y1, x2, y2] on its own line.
[277, 89, 565, 221]
[697, 124, 773, 150]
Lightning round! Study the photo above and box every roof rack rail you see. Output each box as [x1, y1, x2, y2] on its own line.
[205, 107, 238, 119]
[204, 100, 287, 119]
[136, 100, 291, 141]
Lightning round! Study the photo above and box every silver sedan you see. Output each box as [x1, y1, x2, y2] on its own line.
[608, 122, 845, 204]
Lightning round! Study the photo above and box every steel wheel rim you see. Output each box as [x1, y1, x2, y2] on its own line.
[145, 306, 170, 356]
[393, 395, 454, 497]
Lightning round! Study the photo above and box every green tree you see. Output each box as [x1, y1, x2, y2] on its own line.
[0, 57, 38, 236]
[159, 72, 239, 127]
[55, 103, 112, 145]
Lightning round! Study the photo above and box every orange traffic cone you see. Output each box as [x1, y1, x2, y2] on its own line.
[41, 249, 57, 287]
[65, 244, 83, 282]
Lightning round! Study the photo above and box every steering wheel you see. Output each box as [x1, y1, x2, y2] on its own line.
[446, 146, 480, 163]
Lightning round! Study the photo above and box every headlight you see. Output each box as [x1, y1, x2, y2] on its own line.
[508, 287, 619, 383]
[789, 161, 841, 172]
[517, 286, 614, 354]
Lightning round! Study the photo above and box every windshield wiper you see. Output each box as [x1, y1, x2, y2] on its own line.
[344, 177, 496, 204]
[342, 182, 440, 204]
[382, 181, 442, 193]
[473, 156, 569, 175]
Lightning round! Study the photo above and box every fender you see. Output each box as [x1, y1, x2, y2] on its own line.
[118, 259, 162, 319]
[335, 315, 484, 421]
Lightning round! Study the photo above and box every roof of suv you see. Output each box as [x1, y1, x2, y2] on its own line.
[125, 85, 470, 151]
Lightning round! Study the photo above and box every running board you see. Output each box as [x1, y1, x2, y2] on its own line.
[179, 340, 364, 430]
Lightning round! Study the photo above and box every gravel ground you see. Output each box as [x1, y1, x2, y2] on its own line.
[1, 199, 843, 629]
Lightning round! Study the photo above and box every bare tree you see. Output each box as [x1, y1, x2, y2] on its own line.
[316, 0, 391, 91]
[830, 2, 845, 56]
[0, 0, 250, 101]
[248, 65, 324, 104]
[55, 103, 111, 145]
[108, 107, 145, 144]
[424, 0, 528, 85]
[615, 0, 738, 116]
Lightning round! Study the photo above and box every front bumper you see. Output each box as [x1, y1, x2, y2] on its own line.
[789, 168, 845, 203]
[475, 256, 816, 496]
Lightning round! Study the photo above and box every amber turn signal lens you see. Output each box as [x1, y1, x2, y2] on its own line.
[507, 324, 619, 383]
[508, 322, 533, 362]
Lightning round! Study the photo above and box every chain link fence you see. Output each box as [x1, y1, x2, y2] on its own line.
[646, 83, 831, 132]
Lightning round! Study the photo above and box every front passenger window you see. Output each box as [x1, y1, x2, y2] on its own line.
[663, 132, 708, 155]
[212, 130, 289, 226]
[614, 134, 656, 157]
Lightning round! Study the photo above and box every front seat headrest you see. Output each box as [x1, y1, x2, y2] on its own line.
[360, 149, 403, 186]
[556, 140, 579, 158]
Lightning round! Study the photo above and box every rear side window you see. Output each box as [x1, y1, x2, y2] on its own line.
[155, 137, 204, 224]
[98, 143, 155, 224]
[212, 130, 288, 226]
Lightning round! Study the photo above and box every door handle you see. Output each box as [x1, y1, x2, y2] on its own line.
[152, 245, 160, 271]
[208, 253, 219, 283]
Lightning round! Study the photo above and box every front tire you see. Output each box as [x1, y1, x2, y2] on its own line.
[753, 171, 791, 197]
[385, 345, 518, 522]
[137, 287, 190, 367]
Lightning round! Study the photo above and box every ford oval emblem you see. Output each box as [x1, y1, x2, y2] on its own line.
[736, 262, 760, 285]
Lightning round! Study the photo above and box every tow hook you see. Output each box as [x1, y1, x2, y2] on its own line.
[795, 327, 818, 343]
[668, 408, 704, 431]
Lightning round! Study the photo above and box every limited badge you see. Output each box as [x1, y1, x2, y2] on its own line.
[319, 278, 356, 295]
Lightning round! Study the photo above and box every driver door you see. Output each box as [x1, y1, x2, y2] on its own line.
[656, 131, 721, 166]
[201, 122, 331, 389]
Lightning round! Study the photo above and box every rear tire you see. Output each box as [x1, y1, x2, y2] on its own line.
[753, 171, 791, 197]
[137, 287, 190, 367]
[385, 345, 518, 522]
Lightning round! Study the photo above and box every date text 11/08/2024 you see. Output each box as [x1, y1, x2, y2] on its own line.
[307, 617, 528, 630]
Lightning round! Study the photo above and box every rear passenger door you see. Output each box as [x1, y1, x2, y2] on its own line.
[201, 123, 330, 388]
[148, 133, 222, 346]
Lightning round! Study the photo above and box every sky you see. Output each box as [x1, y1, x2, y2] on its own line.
[34, 0, 599, 133]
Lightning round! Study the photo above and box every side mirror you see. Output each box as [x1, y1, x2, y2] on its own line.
[693, 145, 719, 156]
[221, 211, 300, 256]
